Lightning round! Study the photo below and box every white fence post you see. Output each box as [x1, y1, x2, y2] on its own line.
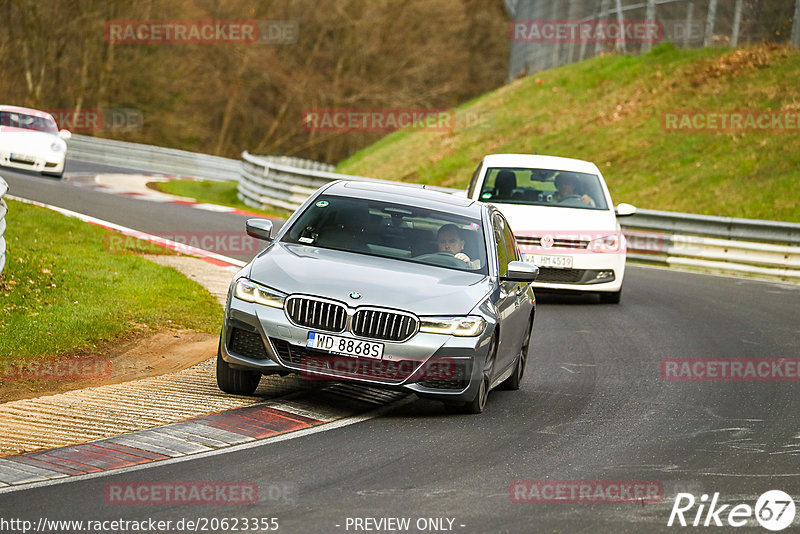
[731, 0, 743, 47]
[643, 0, 657, 53]
[704, 0, 718, 47]
[793, 0, 800, 48]
[0, 176, 8, 276]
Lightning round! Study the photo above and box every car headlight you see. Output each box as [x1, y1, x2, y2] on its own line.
[589, 234, 624, 253]
[419, 316, 486, 337]
[50, 141, 65, 153]
[234, 278, 286, 308]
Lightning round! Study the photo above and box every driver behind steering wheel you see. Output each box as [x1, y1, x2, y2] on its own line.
[437, 224, 471, 264]
[554, 172, 595, 207]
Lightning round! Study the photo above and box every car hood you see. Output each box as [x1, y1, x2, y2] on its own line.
[247, 243, 492, 316]
[489, 203, 619, 235]
[0, 129, 63, 152]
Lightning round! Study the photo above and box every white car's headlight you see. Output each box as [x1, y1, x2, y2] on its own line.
[419, 316, 486, 337]
[234, 278, 286, 308]
[588, 234, 624, 253]
[50, 141, 65, 153]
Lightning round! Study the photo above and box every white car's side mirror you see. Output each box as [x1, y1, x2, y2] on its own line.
[615, 203, 637, 217]
[58, 129, 72, 141]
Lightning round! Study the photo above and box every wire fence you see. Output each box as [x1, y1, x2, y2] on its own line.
[506, 0, 799, 79]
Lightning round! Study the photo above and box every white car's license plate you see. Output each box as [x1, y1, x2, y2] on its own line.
[306, 332, 384, 359]
[525, 254, 573, 269]
[10, 153, 35, 163]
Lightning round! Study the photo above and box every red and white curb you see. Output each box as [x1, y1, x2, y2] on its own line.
[0, 388, 409, 492]
[68, 173, 265, 217]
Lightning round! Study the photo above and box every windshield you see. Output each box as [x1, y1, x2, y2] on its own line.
[0, 111, 58, 133]
[282, 194, 488, 274]
[480, 167, 609, 210]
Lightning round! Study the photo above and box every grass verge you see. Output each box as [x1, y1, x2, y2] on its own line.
[336, 44, 800, 222]
[152, 179, 292, 219]
[0, 199, 222, 359]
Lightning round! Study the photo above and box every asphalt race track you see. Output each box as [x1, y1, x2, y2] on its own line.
[1, 160, 799, 533]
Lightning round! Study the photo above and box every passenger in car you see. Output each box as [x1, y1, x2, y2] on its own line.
[493, 170, 517, 199]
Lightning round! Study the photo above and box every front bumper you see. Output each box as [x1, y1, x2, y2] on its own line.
[523, 250, 625, 293]
[0, 150, 65, 174]
[220, 295, 493, 403]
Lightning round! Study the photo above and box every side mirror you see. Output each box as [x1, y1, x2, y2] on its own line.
[615, 203, 637, 217]
[246, 218, 273, 241]
[502, 260, 539, 282]
[58, 129, 72, 141]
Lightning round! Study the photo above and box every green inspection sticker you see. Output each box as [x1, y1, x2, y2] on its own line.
[316, 201, 329, 208]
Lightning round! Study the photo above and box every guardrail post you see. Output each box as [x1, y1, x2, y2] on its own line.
[793, 0, 800, 48]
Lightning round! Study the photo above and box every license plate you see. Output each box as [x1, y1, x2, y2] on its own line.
[306, 332, 384, 359]
[524, 254, 573, 269]
[10, 153, 35, 163]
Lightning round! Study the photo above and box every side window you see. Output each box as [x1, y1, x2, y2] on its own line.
[466, 161, 483, 199]
[492, 214, 509, 276]
[502, 218, 520, 263]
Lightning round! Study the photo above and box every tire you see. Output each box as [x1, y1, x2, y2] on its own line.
[500, 317, 532, 391]
[599, 290, 621, 304]
[216, 339, 261, 395]
[42, 171, 63, 179]
[446, 333, 496, 414]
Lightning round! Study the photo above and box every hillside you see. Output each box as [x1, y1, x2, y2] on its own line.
[337, 44, 800, 222]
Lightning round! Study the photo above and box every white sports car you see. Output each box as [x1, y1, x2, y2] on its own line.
[467, 154, 636, 303]
[0, 105, 71, 178]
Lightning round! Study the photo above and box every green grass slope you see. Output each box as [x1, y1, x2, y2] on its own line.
[337, 44, 800, 222]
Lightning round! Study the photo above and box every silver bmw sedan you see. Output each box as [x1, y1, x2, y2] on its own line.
[217, 180, 538, 413]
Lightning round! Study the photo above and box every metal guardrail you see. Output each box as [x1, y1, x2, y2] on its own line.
[239, 151, 458, 211]
[238, 151, 389, 211]
[67, 135, 332, 182]
[53, 133, 800, 282]
[622, 214, 800, 281]
[0, 175, 8, 276]
[67, 134, 241, 181]
[237, 157, 800, 282]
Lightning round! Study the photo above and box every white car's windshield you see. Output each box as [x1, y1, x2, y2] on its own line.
[282, 194, 488, 274]
[0, 111, 58, 133]
[480, 167, 609, 210]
